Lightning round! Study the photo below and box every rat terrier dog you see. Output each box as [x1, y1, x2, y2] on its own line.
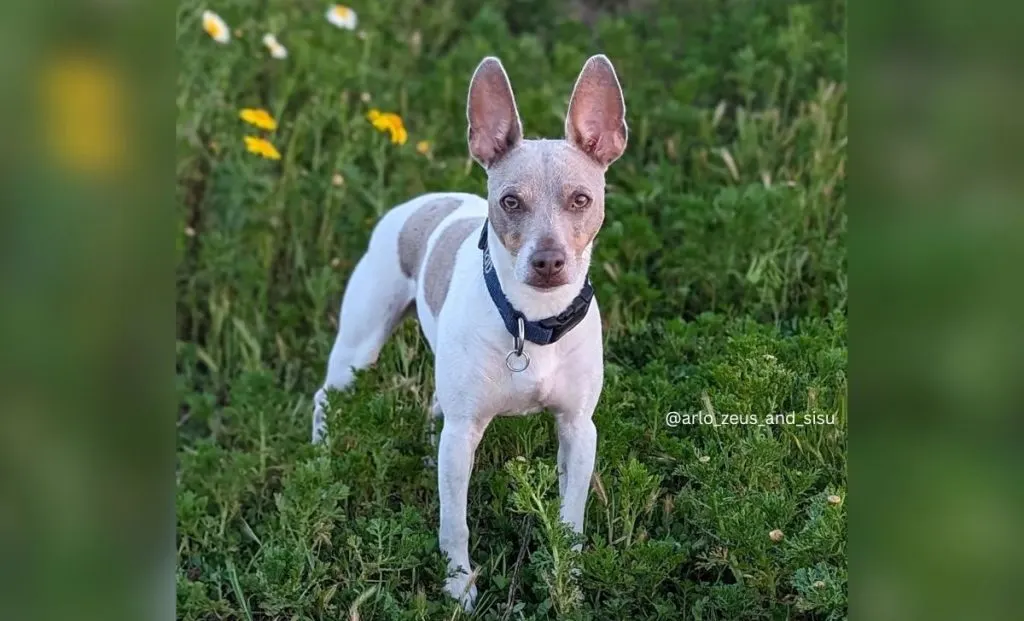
[312, 55, 627, 609]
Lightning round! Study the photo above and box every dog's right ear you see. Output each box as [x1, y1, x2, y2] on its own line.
[466, 57, 523, 168]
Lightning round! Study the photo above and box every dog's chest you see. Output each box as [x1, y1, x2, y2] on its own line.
[432, 246, 601, 419]
[488, 346, 568, 416]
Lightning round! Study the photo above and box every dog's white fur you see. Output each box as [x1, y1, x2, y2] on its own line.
[312, 55, 627, 610]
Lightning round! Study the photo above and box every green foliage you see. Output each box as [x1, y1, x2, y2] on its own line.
[177, 0, 846, 618]
[507, 459, 584, 616]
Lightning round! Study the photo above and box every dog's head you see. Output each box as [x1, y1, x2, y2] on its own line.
[466, 55, 627, 290]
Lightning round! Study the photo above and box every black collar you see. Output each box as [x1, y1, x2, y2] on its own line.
[478, 219, 594, 346]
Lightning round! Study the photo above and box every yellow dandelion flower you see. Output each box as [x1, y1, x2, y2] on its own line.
[326, 5, 358, 30]
[244, 136, 281, 160]
[367, 109, 402, 131]
[239, 108, 278, 131]
[366, 110, 408, 145]
[416, 140, 431, 155]
[262, 34, 288, 59]
[202, 11, 231, 44]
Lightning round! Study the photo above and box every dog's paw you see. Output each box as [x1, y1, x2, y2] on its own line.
[444, 570, 478, 612]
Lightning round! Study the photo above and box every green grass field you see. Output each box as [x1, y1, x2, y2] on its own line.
[176, 0, 847, 618]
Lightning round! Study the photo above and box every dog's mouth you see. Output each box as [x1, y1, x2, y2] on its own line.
[524, 276, 570, 291]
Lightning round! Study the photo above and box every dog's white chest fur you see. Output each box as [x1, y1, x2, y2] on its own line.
[472, 341, 571, 417]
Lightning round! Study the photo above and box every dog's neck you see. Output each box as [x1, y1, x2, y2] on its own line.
[484, 221, 591, 321]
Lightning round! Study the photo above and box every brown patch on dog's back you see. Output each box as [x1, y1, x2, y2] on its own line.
[424, 217, 485, 315]
[398, 198, 462, 278]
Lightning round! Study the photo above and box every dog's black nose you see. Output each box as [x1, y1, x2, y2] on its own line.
[530, 249, 566, 278]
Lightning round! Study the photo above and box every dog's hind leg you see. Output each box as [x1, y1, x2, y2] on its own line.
[312, 208, 416, 444]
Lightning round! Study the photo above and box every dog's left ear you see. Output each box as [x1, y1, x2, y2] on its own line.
[565, 54, 628, 167]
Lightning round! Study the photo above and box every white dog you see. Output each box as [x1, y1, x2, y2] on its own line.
[313, 54, 628, 609]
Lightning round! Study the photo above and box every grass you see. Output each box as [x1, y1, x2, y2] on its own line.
[176, 0, 847, 619]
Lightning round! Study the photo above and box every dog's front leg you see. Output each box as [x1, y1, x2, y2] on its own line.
[556, 412, 598, 539]
[437, 413, 491, 610]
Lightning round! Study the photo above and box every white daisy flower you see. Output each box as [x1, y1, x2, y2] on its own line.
[262, 33, 288, 59]
[202, 10, 231, 44]
[326, 5, 358, 30]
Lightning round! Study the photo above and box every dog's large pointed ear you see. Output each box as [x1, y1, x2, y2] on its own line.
[565, 54, 628, 167]
[466, 57, 523, 168]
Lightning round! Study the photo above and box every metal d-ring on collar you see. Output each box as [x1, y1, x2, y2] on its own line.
[505, 315, 531, 372]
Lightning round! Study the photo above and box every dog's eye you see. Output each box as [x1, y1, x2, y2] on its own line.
[500, 195, 520, 210]
[571, 193, 591, 210]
